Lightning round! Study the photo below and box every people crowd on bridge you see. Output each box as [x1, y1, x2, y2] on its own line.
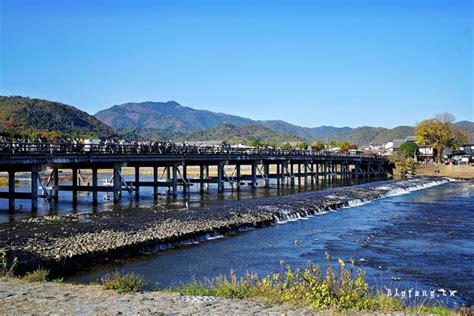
[0, 137, 381, 158]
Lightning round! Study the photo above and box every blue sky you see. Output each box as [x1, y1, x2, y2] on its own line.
[1, 0, 472, 128]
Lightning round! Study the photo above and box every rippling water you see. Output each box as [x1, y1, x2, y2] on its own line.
[68, 180, 474, 306]
[0, 174, 378, 223]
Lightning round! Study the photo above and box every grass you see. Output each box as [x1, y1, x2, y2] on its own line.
[0, 248, 468, 314]
[22, 268, 50, 282]
[101, 271, 146, 294]
[0, 248, 17, 277]
[169, 255, 466, 314]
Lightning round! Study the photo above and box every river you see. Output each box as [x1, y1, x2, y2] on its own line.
[66, 179, 474, 307]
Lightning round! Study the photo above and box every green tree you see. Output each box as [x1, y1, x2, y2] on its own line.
[296, 142, 309, 150]
[398, 141, 418, 158]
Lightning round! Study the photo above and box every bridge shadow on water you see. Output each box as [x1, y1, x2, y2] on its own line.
[0, 174, 387, 223]
[0, 176, 386, 223]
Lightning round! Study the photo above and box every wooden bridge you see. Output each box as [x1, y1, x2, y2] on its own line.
[0, 143, 390, 212]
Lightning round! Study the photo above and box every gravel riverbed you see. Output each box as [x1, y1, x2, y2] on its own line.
[0, 278, 316, 315]
[0, 178, 448, 277]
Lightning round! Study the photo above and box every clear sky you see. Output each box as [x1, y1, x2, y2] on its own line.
[1, 0, 472, 128]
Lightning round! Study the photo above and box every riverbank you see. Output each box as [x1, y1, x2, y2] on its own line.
[0, 178, 448, 277]
[0, 278, 313, 315]
[415, 164, 474, 179]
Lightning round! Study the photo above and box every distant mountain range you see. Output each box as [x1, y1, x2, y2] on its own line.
[1, 96, 472, 146]
[95, 100, 473, 145]
[95, 101, 255, 133]
[94, 101, 353, 140]
[177, 124, 302, 144]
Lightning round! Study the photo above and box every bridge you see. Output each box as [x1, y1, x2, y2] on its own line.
[0, 142, 390, 212]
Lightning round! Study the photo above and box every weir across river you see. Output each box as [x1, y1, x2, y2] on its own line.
[0, 143, 390, 211]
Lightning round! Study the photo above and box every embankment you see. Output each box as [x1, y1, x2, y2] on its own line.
[415, 164, 474, 179]
[0, 178, 449, 277]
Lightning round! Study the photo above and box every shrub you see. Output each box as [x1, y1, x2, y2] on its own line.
[171, 254, 404, 311]
[101, 271, 146, 294]
[23, 268, 49, 282]
[0, 248, 17, 277]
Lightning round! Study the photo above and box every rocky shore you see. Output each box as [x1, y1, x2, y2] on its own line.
[0, 177, 449, 277]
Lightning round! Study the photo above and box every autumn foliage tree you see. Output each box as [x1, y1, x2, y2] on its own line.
[415, 113, 469, 163]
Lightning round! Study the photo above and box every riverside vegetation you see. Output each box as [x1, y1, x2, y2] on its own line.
[1, 248, 466, 315]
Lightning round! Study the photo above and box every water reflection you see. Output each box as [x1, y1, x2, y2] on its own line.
[0, 173, 384, 223]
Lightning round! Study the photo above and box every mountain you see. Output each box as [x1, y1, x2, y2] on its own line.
[121, 127, 186, 141]
[95, 101, 357, 141]
[4, 96, 470, 146]
[179, 124, 303, 145]
[454, 121, 474, 142]
[0, 96, 116, 139]
[95, 101, 254, 132]
[95, 100, 474, 146]
[257, 120, 352, 140]
[332, 126, 415, 146]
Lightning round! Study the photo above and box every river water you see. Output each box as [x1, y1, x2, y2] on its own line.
[0, 173, 377, 223]
[67, 179, 473, 307]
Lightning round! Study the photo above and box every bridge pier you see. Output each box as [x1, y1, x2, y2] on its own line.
[135, 166, 140, 200]
[288, 163, 293, 186]
[276, 163, 281, 187]
[92, 168, 98, 204]
[8, 171, 15, 211]
[199, 165, 205, 194]
[354, 163, 360, 179]
[218, 163, 224, 193]
[172, 164, 178, 198]
[251, 162, 257, 189]
[72, 168, 78, 204]
[112, 165, 119, 202]
[324, 163, 328, 181]
[264, 164, 270, 188]
[53, 168, 59, 202]
[314, 163, 319, 185]
[236, 164, 241, 191]
[153, 166, 158, 200]
[31, 170, 38, 211]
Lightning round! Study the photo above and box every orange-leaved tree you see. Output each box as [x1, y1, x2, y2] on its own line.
[415, 113, 469, 163]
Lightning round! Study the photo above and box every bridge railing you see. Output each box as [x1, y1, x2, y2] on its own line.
[0, 142, 383, 159]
